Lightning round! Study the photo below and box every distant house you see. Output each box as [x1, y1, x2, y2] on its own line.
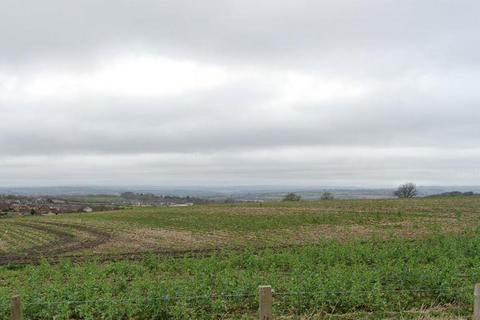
[12, 205, 31, 214]
[36, 205, 52, 215]
[0, 203, 11, 212]
[168, 203, 194, 207]
[82, 206, 93, 213]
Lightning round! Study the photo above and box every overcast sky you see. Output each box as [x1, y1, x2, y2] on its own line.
[1, 0, 479, 187]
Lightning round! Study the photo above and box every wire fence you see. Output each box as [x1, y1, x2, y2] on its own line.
[3, 285, 477, 320]
[7, 286, 468, 307]
[20, 292, 257, 307]
[277, 286, 470, 295]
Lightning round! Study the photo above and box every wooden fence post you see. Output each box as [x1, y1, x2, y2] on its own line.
[10, 295, 22, 320]
[474, 284, 480, 320]
[259, 285, 272, 320]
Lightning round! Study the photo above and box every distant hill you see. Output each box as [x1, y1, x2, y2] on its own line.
[427, 191, 478, 198]
[1, 185, 480, 201]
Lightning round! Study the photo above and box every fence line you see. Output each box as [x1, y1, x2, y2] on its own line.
[8, 286, 469, 307]
[5, 284, 479, 320]
[21, 292, 257, 307]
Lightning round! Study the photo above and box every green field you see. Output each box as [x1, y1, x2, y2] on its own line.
[1, 197, 480, 319]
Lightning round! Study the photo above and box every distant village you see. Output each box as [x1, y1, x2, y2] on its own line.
[0, 192, 208, 216]
[0, 197, 97, 215]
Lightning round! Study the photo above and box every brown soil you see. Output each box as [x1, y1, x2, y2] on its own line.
[0, 221, 112, 265]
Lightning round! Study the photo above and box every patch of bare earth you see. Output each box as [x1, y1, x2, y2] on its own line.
[272, 225, 375, 245]
[94, 227, 232, 254]
[0, 240, 7, 252]
[270, 217, 470, 245]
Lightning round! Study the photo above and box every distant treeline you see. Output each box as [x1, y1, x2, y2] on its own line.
[120, 192, 211, 204]
[427, 191, 477, 198]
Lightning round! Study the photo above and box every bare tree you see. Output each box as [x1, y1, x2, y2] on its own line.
[394, 183, 417, 198]
[283, 193, 302, 201]
[320, 192, 335, 200]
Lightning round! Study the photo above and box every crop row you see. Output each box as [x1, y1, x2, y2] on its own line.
[0, 222, 57, 254]
[0, 231, 479, 319]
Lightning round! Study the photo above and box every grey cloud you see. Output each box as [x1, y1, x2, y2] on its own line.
[1, 0, 480, 186]
[1, 82, 479, 157]
[1, 148, 480, 187]
[1, 0, 479, 69]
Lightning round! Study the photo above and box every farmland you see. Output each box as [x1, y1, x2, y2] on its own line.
[1, 197, 480, 319]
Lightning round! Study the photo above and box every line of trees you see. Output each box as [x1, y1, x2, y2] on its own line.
[281, 184, 420, 202]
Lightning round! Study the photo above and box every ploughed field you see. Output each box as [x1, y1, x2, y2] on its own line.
[1, 197, 480, 319]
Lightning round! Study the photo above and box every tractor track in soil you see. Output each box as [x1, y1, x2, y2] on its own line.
[0, 231, 307, 266]
[0, 221, 112, 265]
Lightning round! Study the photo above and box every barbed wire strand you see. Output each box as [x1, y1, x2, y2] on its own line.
[11, 285, 471, 307]
[273, 286, 470, 297]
